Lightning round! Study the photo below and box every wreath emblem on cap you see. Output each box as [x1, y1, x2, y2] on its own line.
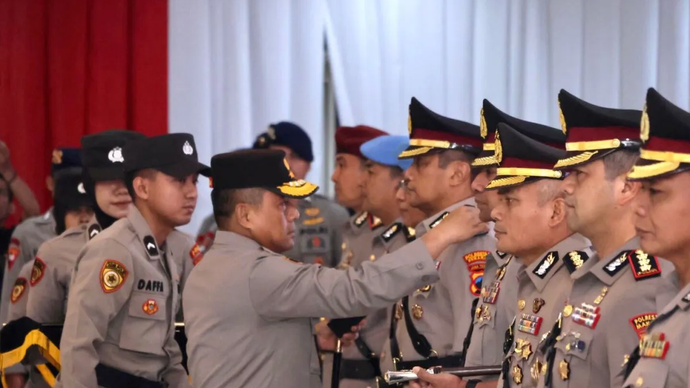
[494, 130, 503, 165]
[108, 147, 124, 163]
[640, 104, 650, 143]
[408, 113, 412, 135]
[183, 141, 194, 156]
[557, 98, 567, 135]
[479, 108, 488, 139]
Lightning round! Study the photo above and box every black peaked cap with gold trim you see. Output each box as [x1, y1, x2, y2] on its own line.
[628, 88, 690, 180]
[473, 99, 566, 167]
[399, 97, 482, 159]
[210, 149, 318, 198]
[486, 123, 566, 190]
[554, 89, 642, 170]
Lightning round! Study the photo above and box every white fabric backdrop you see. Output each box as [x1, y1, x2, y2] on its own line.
[169, 0, 326, 234]
[326, 0, 690, 134]
[170, 0, 690, 234]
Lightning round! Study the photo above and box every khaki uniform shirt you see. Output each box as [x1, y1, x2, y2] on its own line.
[623, 271, 688, 388]
[537, 238, 674, 388]
[380, 199, 495, 373]
[55, 207, 190, 388]
[195, 195, 349, 267]
[6, 260, 33, 321]
[183, 231, 440, 388]
[500, 234, 592, 388]
[340, 221, 416, 388]
[0, 209, 56, 323]
[339, 211, 385, 270]
[465, 249, 520, 374]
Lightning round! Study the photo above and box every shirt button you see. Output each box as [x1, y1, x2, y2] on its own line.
[416, 263, 424, 270]
[421, 275, 430, 283]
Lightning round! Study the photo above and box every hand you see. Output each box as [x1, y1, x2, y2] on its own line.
[408, 367, 466, 388]
[314, 319, 366, 351]
[0, 141, 12, 175]
[433, 206, 488, 245]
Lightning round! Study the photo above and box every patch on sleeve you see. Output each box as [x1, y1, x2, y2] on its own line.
[30, 258, 46, 286]
[10, 277, 27, 303]
[627, 250, 661, 280]
[464, 251, 488, 296]
[100, 260, 129, 293]
[630, 313, 657, 339]
[189, 243, 203, 266]
[7, 238, 20, 270]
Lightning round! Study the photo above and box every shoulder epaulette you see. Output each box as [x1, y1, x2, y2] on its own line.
[370, 216, 384, 230]
[627, 250, 662, 280]
[429, 212, 449, 229]
[563, 250, 590, 274]
[381, 223, 402, 242]
[602, 250, 632, 277]
[532, 251, 559, 279]
[496, 251, 508, 259]
[403, 226, 417, 242]
[354, 212, 368, 228]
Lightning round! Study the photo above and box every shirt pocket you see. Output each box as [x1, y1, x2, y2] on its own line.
[119, 291, 168, 355]
[623, 361, 668, 388]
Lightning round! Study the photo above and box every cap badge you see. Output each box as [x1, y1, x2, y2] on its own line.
[494, 130, 503, 165]
[283, 158, 296, 179]
[268, 126, 277, 140]
[407, 112, 412, 135]
[640, 104, 650, 143]
[183, 141, 194, 156]
[108, 147, 124, 163]
[557, 97, 567, 135]
[77, 183, 86, 194]
[479, 108, 488, 139]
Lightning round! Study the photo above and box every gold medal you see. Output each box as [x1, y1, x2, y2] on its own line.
[512, 365, 523, 384]
[531, 359, 542, 383]
[412, 304, 423, 320]
[563, 304, 573, 317]
[518, 299, 526, 311]
[559, 359, 570, 380]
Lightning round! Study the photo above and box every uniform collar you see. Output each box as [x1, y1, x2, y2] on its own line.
[661, 282, 690, 315]
[127, 206, 168, 261]
[578, 237, 640, 285]
[213, 230, 263, 252]
[417, 197, 476, 235]
[522, 234, 590, 292]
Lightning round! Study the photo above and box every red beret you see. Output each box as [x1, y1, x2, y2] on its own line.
[335, 125, 388, 157]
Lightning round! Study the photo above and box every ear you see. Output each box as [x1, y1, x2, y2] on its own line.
[132, 176, 151, 201]
[448, 161, 471, 187]
[549, 197, 567, 227]
[46, 176, 54, 193]
[618, 178, 641, 206]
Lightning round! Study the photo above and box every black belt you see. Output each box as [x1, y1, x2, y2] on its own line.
[339, 358, 380, 380]
[401, 296, 434, 358]
[95, 363, 165, 388]
[394, 354, 463, 371]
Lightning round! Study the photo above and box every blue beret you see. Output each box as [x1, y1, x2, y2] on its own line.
[51, 147, 82, 174]
[253, 122, 313, 162]
[360, 135, 413, 170]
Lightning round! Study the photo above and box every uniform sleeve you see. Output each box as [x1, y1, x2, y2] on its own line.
[440, 237, 490, 353]
[0, 230, 29, 323]
[606, 289, 659, 388]
[249, 239, 439, 319]
[6, 261, 33, 321]
[328, 204, 350, 269]
[26, 247, 65, 323]
[58, 241, 134, 388]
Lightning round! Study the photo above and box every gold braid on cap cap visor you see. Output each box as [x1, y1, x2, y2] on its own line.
[627, 149, 690, 179]
[565, 139, 622, 152]
[485, 176, 528, 189]
[485, 168, 562, 189]
[277, 179, 319, 197]
[553, 151, 599, 169]
[471, 143, 498, 167]
[398, 139, 459, 159]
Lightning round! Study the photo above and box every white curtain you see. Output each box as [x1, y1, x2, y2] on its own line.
[169, 0, 326, 234]
[326, 0, 690, 135]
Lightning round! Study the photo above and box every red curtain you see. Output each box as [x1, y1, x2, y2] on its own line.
[0, 0, 168, 224]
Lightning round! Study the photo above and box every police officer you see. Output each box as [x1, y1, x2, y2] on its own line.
[337, 135, 416, 388]
[622, 88, 690, 388]
[27, 130, 146, 325]
[531, 90, 672, 388]
[332, 125, 388, 269]
[379, 97, 495, 376]
[3, 168, 93, 388]
[195, 122, 350, 267]
[183, 149, 488, 388]
[56, 133, 209, 388]
[0, 148, 81, 324]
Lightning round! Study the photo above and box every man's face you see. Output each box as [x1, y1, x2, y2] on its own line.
[635, 173, 690, 258]
[248, 191, 300, 253]
[395, 182, 426, 228]
[491, 181, 560, 257]
[404, 153, 449, 211]
[561, 160, 614, 237]
[362, 161, 399, 217]
[64, 206, 95, 229]
[95, 180, 132, 219]
[471, 167, 499, 222]
[331, 154, 367, 209]
[146, 172, 199, 227]
[0, 179, 11, 221]
[271, 145, 310, 180]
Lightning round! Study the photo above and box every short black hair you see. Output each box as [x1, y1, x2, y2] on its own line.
[211, 187, 266, 228]
[125, 169, 158, 200]
[437, 149, 476, 168]
[602, 149, 639, 181]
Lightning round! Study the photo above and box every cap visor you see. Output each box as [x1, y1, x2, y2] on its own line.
[471, 152, 499, 168]
[628, 159, 684, 180]
[87, 166, 126, 182]
[157, 160, 211, 179]
[553, 150, 614, 170]
[270, 179, 319, 199]
[398, 146, 434, 159]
